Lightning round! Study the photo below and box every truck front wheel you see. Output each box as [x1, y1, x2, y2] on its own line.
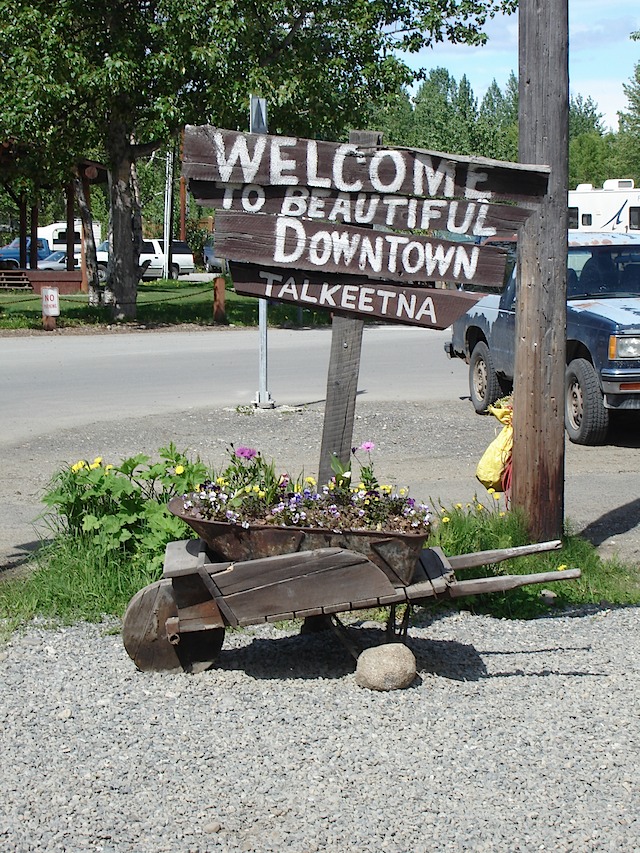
[469, 341, 501, 413]
[565, 358, 609, 445]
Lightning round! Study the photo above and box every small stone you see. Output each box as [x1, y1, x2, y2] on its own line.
[355, 643, 417, 691]
[56, 708, 73, 721]
[204, 822, 222, 833]
[539, 589, 558, 605]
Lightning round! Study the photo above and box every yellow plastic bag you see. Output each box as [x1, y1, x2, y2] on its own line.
[475, 404, 513, 492]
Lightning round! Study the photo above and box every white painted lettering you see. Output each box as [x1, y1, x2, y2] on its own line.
[424, 243, 455, 277]
[401, 242, 425, 275]
[299, 281, 318, 303]
[370, 150, 406, 193]
[464, 166, 492, 200]
[332, 231, 361, 266]
[221, 184, 240, 209]
[241, 184, 265, 212]
[397, 293, 416, 319]
[378, 290, 397, 313]
[407, 198, 418, 229]
[358, 235, 383, 273]
[419, 200, 447, 229]
[269, 138, 298, 185]
[385, 234, 409, 273]
[307, 190, 330, 219]
[259, 270, 283, 297]
[353, 194, 378, 224]
[472, 203, 497, 237]
[333, 144, 362, 192]
[383, 197, 407, 226]
[306, 141, 332, 188]
[214, 132, 266, 183]
[446, 200, 475, 234]
[358, 287, 375, 313]
[281, 187, 309, 216]
[308, 231, 332, 266]
[413, 155, 455, 197]
[278, 281, 299, 300]
[319, 284, 341, 306]
[328, 194, 352, 222]
[415, 296, 437, 324]
[273, 217, 305, 264]
[453, 245, 480, 279]
[341, 285, 358, 310]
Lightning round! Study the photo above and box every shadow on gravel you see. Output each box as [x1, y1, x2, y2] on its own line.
[216, 627, 488, 683]
[578, 497, 640, 548]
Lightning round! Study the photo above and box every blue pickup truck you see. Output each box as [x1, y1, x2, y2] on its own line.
[445, 231, 640, 445]
[0, 236, 52, 269]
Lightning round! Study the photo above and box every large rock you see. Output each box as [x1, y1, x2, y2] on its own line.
[355, 643, 417, 691]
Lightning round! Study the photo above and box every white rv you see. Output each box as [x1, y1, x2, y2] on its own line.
[568, 179, 640, 233]
[37, 220, 102, 250]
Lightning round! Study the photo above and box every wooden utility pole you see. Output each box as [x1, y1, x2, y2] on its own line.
[317, 129, 383, 485]
[512, 0, 569, 540]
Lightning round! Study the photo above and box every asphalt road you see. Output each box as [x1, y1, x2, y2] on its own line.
[1, 324, 639, 571]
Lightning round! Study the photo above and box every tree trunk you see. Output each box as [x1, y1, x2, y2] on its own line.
[106, 125, 139, 320]
[73, 170, 100, 303]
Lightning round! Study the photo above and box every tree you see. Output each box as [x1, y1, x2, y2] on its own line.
[569, 94, 604, 138]
[616, 62, 640, 185]
[1, 0, 519, 319]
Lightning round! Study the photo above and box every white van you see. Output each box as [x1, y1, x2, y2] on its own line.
[95, 238, 195, 281]
[568, 180, 640, 232]
[37, 220, 102, 250]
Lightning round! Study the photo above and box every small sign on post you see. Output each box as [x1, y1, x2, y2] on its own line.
[42, 286, 60, 331]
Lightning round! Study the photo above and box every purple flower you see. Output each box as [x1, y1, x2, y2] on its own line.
[235, 446, 257, 460]
[359, 441, 375, 452]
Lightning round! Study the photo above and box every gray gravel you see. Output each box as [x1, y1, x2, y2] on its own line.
[1, 607, 639, 852]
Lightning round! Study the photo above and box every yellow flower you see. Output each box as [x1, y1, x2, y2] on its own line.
[499, 511, 506, 517]
[455, 503, 463, 509]
[175, 465, 185, 475]
[381, 485, 392, 494]
[305, 476, 316, 486]
[71, 460, 86, 473]
[216, 477, 227, 486]
[487, 487, 495, 494]
[556, 563, 568, 572]
[399, 488, 407, 496]
[358, 482, 365, 490]
[442, 516, 451, 523]
[89, 461, 101, 469]
[492, 493, 501, 501]
[92, 456, 102, 466]
[105, 464, 114, 472]
[258, 490, 266, 499]
[253, 485, 260, 493]
[245, 485, 252, 493]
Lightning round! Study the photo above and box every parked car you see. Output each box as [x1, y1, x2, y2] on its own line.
[96, 239, 195, 282]
[39, 250, 81, 271]
[0, 237, 51, 268]
[445, 231, 640, 445]
[203, 234, 228, 274]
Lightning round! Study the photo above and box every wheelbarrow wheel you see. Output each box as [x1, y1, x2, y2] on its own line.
[122, 579, 225, 674]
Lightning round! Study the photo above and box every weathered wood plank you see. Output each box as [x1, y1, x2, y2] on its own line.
[447, 539, 562, 570]
[447, 568, 581, 598]
[183, 126, 549, 204]
[190, 182, 533, 236]
[217, 211, 507, 288]
[222, 559, 395, 623]
[230, 264, 482, 330]
[211, 548, 369, 596]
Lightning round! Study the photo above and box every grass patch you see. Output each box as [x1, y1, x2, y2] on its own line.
[0, 279, 332, 329]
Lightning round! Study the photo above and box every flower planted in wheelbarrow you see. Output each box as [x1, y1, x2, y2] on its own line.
[178, 442, 431, 535]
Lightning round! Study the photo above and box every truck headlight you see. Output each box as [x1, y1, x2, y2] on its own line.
[609, 336, 640, 359]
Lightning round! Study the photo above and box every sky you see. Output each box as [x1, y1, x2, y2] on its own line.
[402, 1, 640, 132]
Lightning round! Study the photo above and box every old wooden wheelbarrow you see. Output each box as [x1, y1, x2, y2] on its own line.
[122, 498, 581, 674]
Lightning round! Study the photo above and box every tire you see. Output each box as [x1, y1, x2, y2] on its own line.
[97, 264, 108, 284]
[170, 263, 180, 280]
[565, 358, 609, 445]
[469, 341, 501, 413]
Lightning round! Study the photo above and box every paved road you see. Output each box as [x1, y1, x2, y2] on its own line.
[1, 324, 639, 571]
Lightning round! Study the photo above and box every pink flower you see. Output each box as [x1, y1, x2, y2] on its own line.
[359, 441, 375, 452]
[235, 446, 257, 460]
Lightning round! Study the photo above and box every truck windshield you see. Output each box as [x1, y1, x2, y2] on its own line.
[568, 247, 640, 298]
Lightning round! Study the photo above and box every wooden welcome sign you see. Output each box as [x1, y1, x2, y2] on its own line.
[183, 125, 549, 327]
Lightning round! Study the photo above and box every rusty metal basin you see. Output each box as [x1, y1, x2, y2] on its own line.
[167, 496, 428, 585]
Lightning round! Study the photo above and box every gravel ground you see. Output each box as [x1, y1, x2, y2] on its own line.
[1, 607, 639, 852]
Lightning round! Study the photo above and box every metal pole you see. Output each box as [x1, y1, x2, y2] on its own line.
[250, 95, 275, 408]
[162, 147, 174, 280]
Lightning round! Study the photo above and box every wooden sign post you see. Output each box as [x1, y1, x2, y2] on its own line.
[513, 0, 569, 541]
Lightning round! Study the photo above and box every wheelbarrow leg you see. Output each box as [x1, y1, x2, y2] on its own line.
[386, 603, 413, 642]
